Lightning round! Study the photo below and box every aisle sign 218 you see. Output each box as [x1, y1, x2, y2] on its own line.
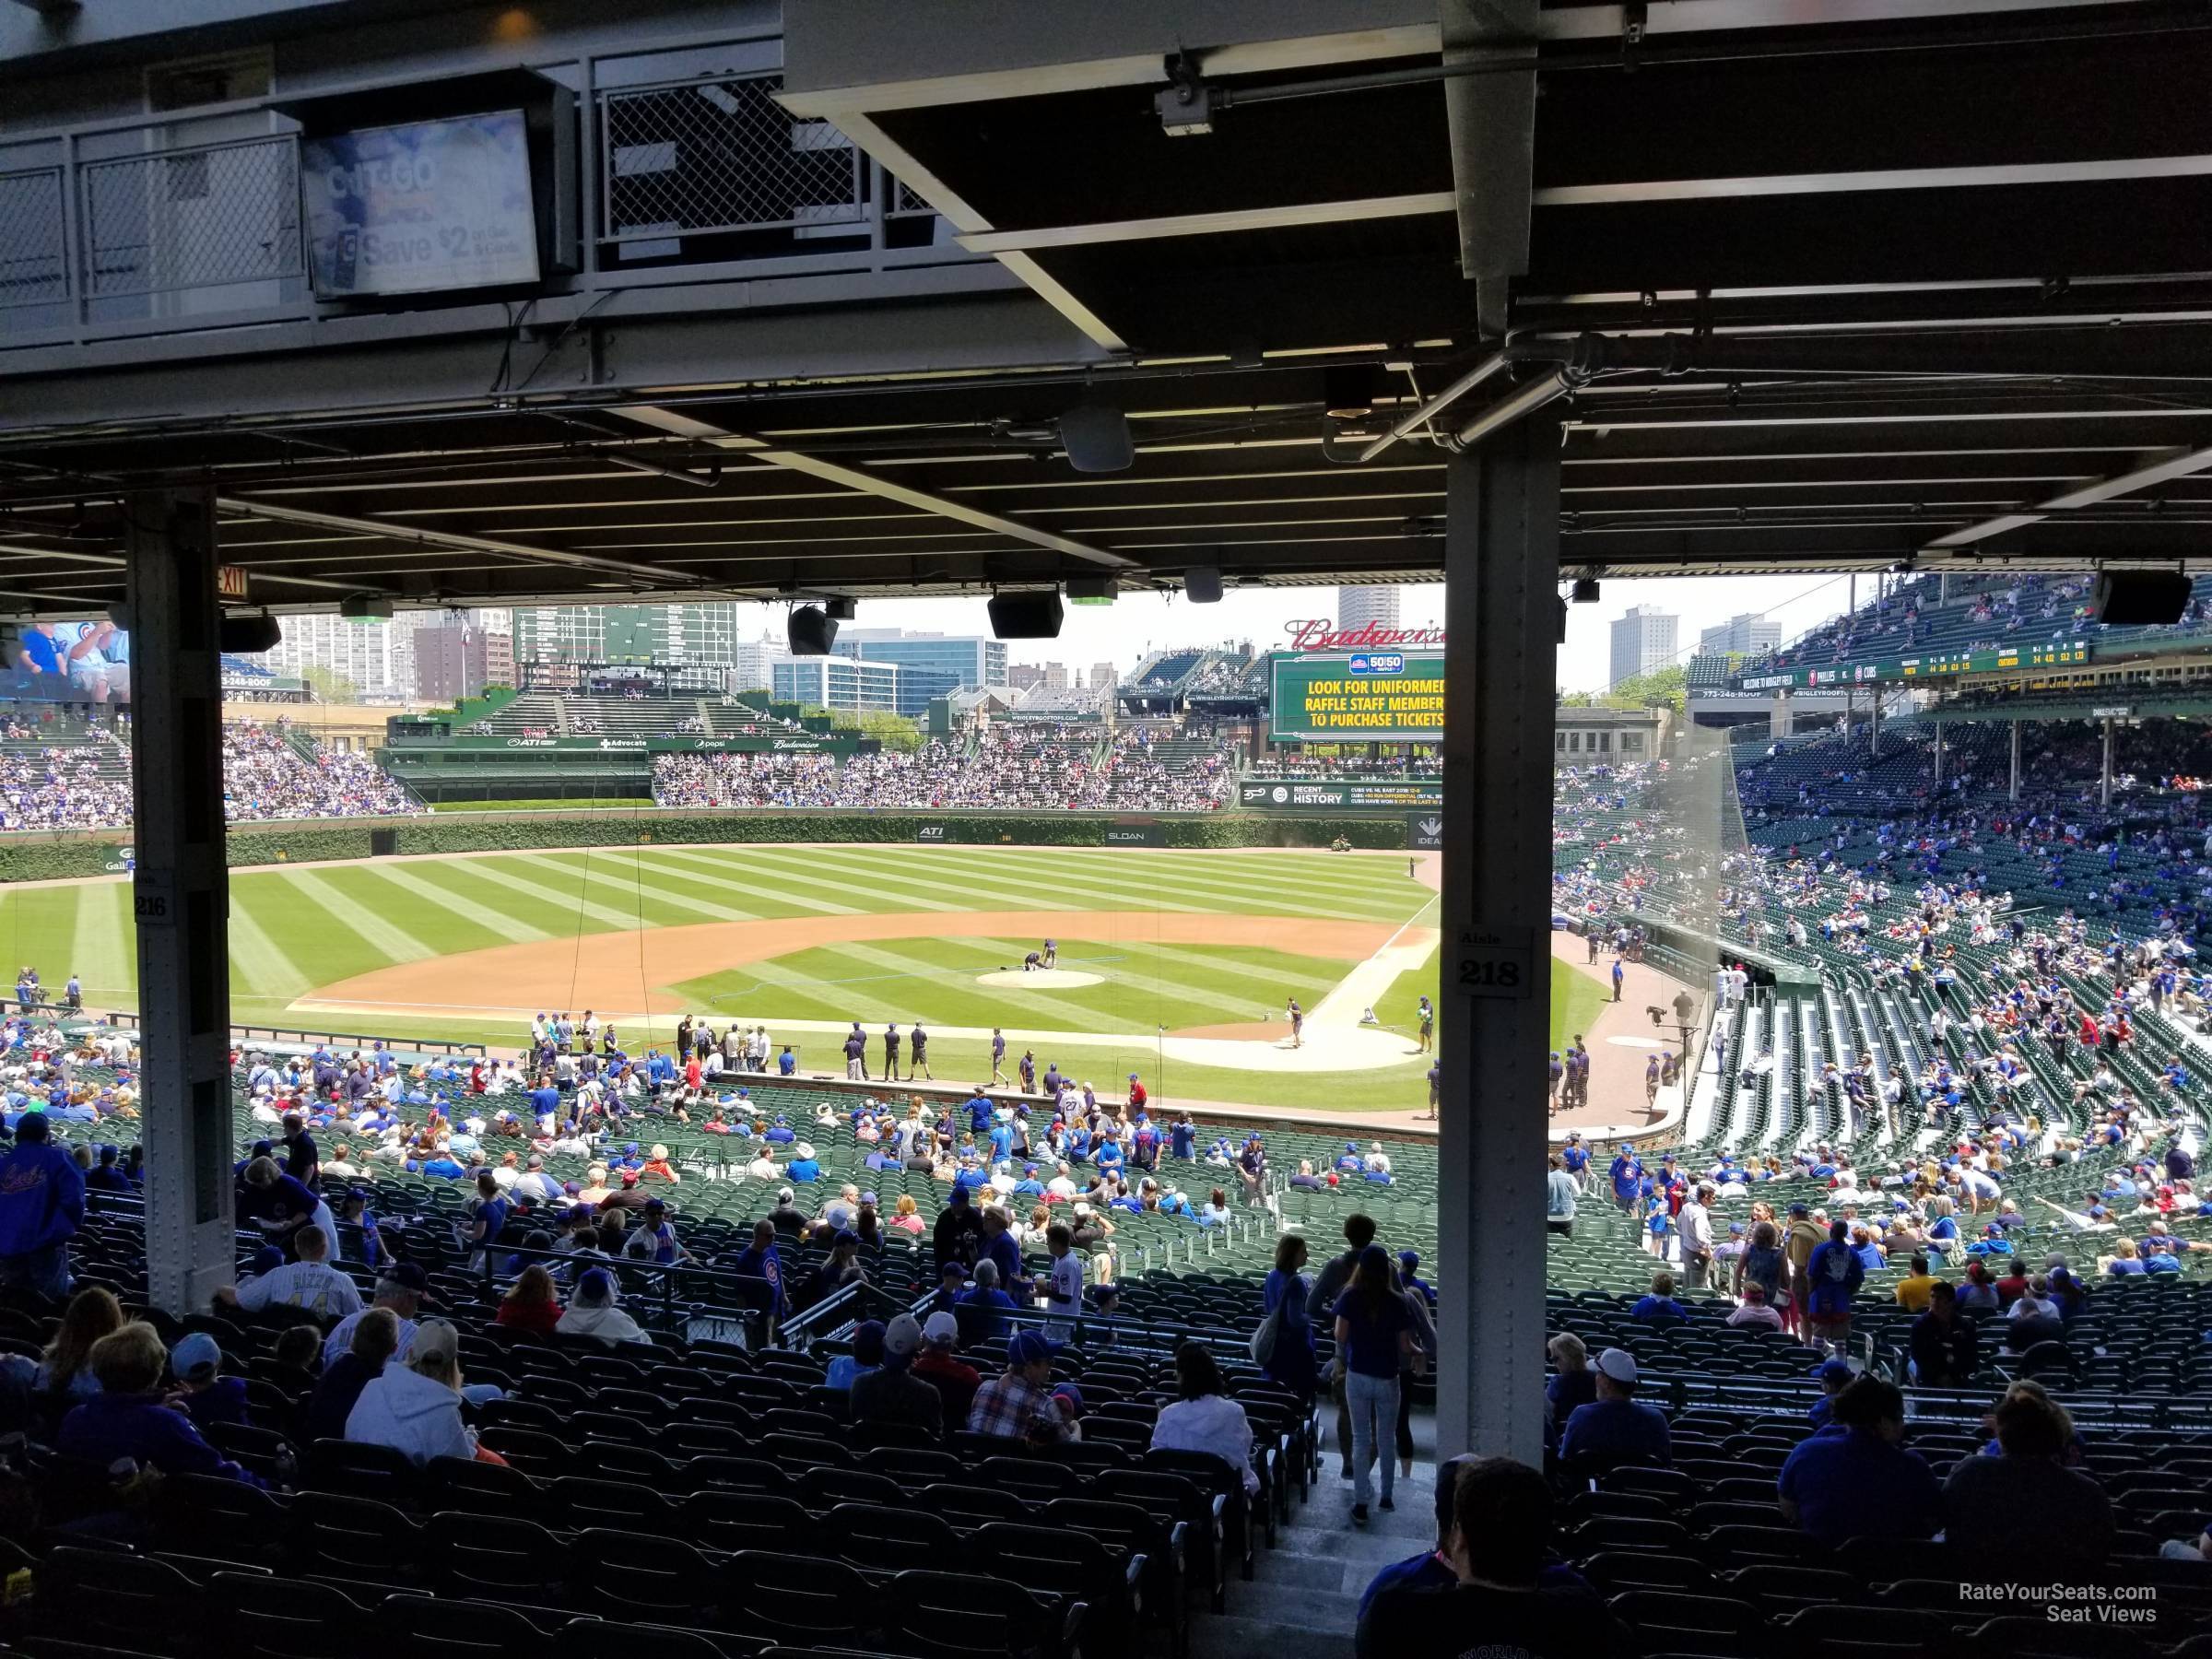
[1457, 927, 1534, 1000]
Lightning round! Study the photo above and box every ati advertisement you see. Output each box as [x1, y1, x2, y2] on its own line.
[1240, 779, 1445, 811]
[1269, 651, 1445, 743]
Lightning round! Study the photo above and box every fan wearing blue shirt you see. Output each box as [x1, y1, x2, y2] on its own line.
[1557, 1348, 1671, 1475]
[1778, 1375, 1941, 1546]
[1608, 1145, 1643, 1214]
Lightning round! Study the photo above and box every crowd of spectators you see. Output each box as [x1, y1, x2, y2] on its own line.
[0, 718, 417, 830]
[653, 724, 1236, 811]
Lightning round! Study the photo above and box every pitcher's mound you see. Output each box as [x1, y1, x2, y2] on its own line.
[976, 968, 1103, 988]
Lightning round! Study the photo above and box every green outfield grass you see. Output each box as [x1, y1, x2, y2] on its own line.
[0, 843, 1453, 1111]
[672, 938, 1342, 1035]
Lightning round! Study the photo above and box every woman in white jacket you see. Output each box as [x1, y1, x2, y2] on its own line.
[555, 1267, 649, 1347]
[343, 1318, 478, 1465]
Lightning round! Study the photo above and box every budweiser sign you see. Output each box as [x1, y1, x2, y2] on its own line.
[1286, 619, 1445, 652]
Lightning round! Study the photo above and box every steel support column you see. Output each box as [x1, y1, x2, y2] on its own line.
[2010, 721, 2021, 801]
[127, 490, 236, 1316]
[1436, 413, 1559, 1465]
[1934, 721, 1943, 788]
[1870, 688, 1882, 759]
[2102, 718, 2115, 807]
[1770, 691, 1793, 740]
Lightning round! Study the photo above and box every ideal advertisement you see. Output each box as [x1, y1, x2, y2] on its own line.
[1269, 651, 1445, 743]
[302, 110, 539, 298]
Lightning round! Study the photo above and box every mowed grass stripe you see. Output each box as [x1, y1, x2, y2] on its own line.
[691, 949, 912, 1026]
[630, 849, 863, 916]
[1135, 935, 1346, 996]
[959, 935, 1258, 1030]
[353, 861, 553, 945]
[581, 848, 828, 918]
[233, 873, 395, 993]
[712, 845, 971, 913]
[1, 884, 78, 994]
[951, 849, 1416, 915]
[511, 853, 708, 931]
[975, 936, 1332, 1026]
[276, 868, 440, 962]
[1043, 848, 1417, 913]
[453, 857, 653, 932]
[664, 845, 933, 913]
[810, 844, 1216, 916]
[526, 852, 761, 924]
[225, 888, 317, 998]
[69, 879, 135, 1004]
[828, 938, 1153, 1036]
[1037, 851, 1415, 921]
[842, 843, 1384, 923]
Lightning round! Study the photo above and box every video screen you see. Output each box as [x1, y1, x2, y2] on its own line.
[2, 621, 131, 703]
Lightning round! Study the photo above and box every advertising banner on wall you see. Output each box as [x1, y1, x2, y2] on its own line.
[913, 822, 950, 842]
[1238, 779, 1444, 810]
[1407, 813, 1444, 849]
[302, 110, 540, 298]
[1104, 823, 1168, 847]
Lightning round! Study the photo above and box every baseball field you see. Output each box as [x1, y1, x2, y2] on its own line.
[0, 841, 1594, 1113]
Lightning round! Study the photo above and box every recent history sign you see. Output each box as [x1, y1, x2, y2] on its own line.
[1269, 651, 1445, 743]
[1238, 780, 1443, 810]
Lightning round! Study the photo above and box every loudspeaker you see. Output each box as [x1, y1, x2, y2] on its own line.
[1184, 567, 1223, 605]
[370, 829, 398, 857]
[787, 604, 839, 655]
[1059, 404, 1134, 474]
[219, 613, 282, 653]
[2094, 571, 2191, 625]
[987, 590, 1065, 640]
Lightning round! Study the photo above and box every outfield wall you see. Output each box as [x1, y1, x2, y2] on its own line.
[0, 808, 1415, 884]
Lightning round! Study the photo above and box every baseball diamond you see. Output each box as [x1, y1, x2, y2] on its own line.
[0, 841, 1542, 1113]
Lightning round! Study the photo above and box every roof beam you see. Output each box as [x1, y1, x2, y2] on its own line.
[212, 497, 749, 594]
[1926, 442, 2212, 547]
[1535, 153, 2212, 207]
[955, 193, 1454, 254]
[605, 406, 1141, 571]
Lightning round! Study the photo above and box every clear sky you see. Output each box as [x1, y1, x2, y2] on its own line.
[768, 571, 1865, 693]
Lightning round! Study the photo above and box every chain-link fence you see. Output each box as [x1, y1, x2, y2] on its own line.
[81, 135, 300, 300]
[601, 74, 865, 243]
[0, 168, 66, 312]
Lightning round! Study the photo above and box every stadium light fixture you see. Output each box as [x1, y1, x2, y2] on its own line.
[1571, 578, 1600, 604]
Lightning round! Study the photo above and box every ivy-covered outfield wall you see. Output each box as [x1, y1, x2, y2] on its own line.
[0, 810, 1412, 882]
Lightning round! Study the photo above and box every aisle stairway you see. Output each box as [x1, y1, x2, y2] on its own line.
[1212, 1440, 1444, 1657]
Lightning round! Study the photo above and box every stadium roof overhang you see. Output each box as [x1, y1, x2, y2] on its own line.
[5, 0, 2212, 614]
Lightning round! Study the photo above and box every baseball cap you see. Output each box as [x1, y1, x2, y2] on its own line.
[1007, 1330, 1058, 1367]
[170, 1332, 221, 1382]
[1815, 1359, 1854, 1386]
[1789, 1202, 1811, 1217]
[924, 1311, 959, 1345]
[346, 1186, 370, 1204]
[643, 1198, 666, 1216]
[777, 1187, 794, 1204]
[884, 1312, 923, 1361]
[387, 1262, 430, 1293]
[851, 1321, 887, 1368]
[1594, 1348, 1638, 1385]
